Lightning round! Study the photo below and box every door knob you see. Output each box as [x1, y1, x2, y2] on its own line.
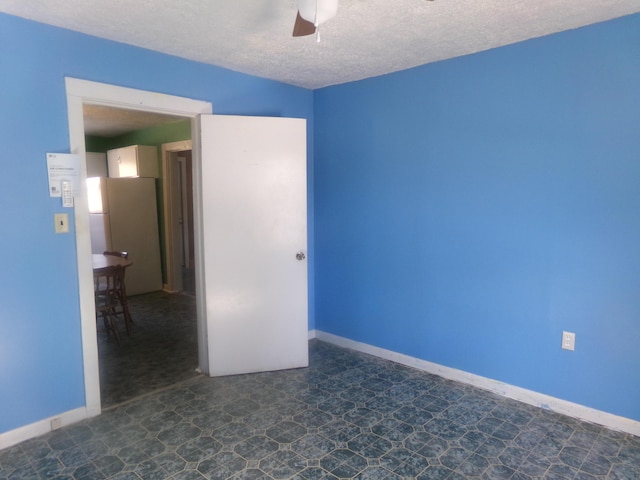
[296, 251, 306, 261]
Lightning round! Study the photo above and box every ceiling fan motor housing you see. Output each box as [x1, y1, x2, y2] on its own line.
[297, 0, 338, 26]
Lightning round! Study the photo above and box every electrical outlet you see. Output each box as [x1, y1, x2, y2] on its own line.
[50, 417, 62, 430]
[562, 331, 576, 351]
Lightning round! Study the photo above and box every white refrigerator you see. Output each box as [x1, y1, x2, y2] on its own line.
[88, 177, 163, 296]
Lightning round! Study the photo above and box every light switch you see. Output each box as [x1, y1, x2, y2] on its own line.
[54, 213, 69, 233]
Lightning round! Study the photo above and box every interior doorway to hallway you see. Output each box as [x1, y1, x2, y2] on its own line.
[66, 77, 212, 417]
[84, 114, 199, 407]
[177, 151, 196, 295]
[162, 141, 195, 295]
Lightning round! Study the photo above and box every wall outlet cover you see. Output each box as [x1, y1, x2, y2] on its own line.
[562, 331, 576, 351]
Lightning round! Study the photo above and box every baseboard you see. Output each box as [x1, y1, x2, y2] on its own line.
[162, 284, 179, 294]
[314, 330, 640, 437]
[0, 407, 89, 451]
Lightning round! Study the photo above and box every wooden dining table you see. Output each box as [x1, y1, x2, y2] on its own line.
[92, 253, 133, 271]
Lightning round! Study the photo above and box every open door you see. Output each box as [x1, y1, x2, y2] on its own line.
[199, 114, 309, 376]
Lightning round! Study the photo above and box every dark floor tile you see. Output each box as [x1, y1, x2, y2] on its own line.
[171, 469, 207, 480]
[234, 435, 279, 462]
[481, 464, 516, 480]
[259, 450, 307, 478]
[559, 445, 590, 469]
[291, 466, 338, 479]
[417, 465, 455, 479]
[320, 448, 368, 478]
[197, 451, 247, 479]
[343, 407, 384, 428]
[32, 455, 65, 478]
[3, 294, 639, 480]
[379, 447, 429, 477]
[371, 417, 416, 442]
[354, 465, 403, 479]
[231, 468, 272, 479]
[317, 397, 356, 416]
[72, 462, 107, 480]
[456, 452, 490, 477]
[519, 453, 551, 477]
[610, 455, 640, 479]
[410, 434, 450, 459]
[393, 405, 434, 427]
[157, 423, 203, 447]
[348, 432, 393, 459]
[498, 445, 529, 469]
[291, 433, 336, 460]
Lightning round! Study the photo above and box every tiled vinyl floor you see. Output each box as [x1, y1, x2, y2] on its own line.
[2, 299, 639, 479]
[98, 290, 200, 407]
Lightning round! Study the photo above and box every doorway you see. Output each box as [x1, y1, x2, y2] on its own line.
[66, 78, 212, 417]
[86, 133, 198, 407]
[68, 78, 309, 420]
[162, 141, 195, 295]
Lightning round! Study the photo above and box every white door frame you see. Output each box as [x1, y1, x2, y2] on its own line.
[179, 156, 192, 269]
[65, 78, 212, 417]
[162, 140, 192, 293]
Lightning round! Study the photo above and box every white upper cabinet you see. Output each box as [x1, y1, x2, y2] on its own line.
[107, 145, 159, 178]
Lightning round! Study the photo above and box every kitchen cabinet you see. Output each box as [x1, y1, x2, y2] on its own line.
[107, 145, 159, 178]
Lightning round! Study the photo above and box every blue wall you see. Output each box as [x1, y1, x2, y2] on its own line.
[314, 14, 640, 421]
[1, 9, 639, 437]
[0, 13, 313, 433]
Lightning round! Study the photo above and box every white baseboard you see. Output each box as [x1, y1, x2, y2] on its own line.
[0, 407, 90, 451]
[162, 284, 179, 294]
[313, 330, 640, 437]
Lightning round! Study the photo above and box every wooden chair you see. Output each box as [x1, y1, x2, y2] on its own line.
[94, 266, 123, 345]
[103, 251, 128, 259]
[103, 251, 133, 333]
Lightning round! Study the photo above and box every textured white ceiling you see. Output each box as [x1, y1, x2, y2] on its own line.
[2, 0, 640, 90]
[82, 105, 186, 137]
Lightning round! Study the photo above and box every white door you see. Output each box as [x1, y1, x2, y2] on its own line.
[200, 114, 309, 376]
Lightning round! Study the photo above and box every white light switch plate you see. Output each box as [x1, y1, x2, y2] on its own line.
[54, 213, 69, 233]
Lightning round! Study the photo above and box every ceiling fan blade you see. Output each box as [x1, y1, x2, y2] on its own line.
[292, 11, 316, 37]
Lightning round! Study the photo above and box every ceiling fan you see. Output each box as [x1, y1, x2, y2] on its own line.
[292, 0, 338, 38]
[292, 0, 435, 39]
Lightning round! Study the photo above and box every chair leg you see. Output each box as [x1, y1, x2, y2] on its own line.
[108, 312, 121, 346]
[100, 309, 121, 346]
[116, 289, 133, 334]
[121, 298, 133, 334]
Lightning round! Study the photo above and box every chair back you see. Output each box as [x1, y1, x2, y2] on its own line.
[103, 250, 129, 259]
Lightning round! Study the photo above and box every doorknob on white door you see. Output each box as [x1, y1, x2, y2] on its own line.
[296, 251, 306, 261]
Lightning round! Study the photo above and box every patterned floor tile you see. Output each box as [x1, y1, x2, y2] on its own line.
[2, 292, 639, 479]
